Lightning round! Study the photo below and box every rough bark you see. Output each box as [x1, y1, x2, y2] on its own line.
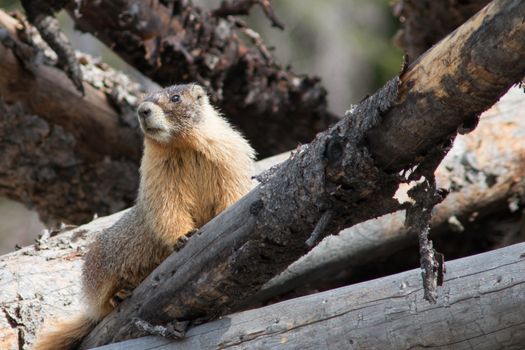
[96, 242, 525, 349]
[61, 0, 337, 157]
[0, 10, 142, 224]
[393, 0, 490, 61]
[252, 87, 525, 305]
[79, 1, 525, 347]
[368, 0, 525, 170]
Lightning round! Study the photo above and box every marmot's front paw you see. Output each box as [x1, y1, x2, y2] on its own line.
[173, 229, 198, 252]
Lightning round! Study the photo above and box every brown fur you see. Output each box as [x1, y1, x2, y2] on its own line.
[33, 84, 255, 350]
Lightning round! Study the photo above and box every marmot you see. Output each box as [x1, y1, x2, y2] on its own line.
[34, 84, 255, 350]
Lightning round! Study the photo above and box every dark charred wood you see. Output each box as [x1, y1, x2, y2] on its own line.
[251, 90, 525, 304]
[92, 242, 525, 350]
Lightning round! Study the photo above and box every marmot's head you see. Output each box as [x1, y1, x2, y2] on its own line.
[137, 83, 208, 143]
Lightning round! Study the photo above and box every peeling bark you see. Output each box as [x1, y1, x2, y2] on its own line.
[0, 10, 142, 224]
[252, 87, 525, 304]
[0, 212, 124, 350]
[2, 1, 525, 349]
[2, 88, 525, 349]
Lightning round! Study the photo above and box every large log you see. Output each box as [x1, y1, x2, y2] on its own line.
[0, 10, 142, 224]
[252, 87, 525, 303]
[62, 0, 338, 157]
[79, 0, 525, 347]
[95, 242, 525, 349]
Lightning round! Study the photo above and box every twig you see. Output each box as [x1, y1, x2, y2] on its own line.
[20, 0, 85, 95]
[259, 0, 284, 30]
[233, 18, 273, 63]
[212, 0, 284, 30]
[306, 210, 334, 248]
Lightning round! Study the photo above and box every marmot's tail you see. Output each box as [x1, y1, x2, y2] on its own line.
[33, 314, 97, 350]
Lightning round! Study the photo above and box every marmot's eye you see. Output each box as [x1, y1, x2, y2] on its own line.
[171, 94, 181, 103]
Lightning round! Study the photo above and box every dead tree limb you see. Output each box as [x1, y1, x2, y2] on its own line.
[96, 242, 525, 349]
[61, 0, 337, 157]
[253, 87, 525, 304]
[393, 0, 490, 61]
[0, 10, 142, 224]
[0, 10, 141, 162]
[21, 0, 85, 94]
[211, 0, 285, 30]
[78, 0, 525, 347]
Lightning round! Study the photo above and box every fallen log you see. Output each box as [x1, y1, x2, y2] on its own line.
[0, 212, 123, 349]
[0, 10, 141, 162]
[79, 0, 525, 347]
[2, 1, 525, 348]
[252, 87, 525, 304]
[0, 10, 142, 224]
[94, 242, 525, 349]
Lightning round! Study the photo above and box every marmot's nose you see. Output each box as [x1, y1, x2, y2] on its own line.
[138, 104, 151, 119]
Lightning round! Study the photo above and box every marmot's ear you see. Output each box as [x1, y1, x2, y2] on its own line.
[190, 83, 207, 100]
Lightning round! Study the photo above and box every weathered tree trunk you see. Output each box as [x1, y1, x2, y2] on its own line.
[60, 0, 338, 157]
[96, 242, 525, 349]
[77, 1, 525, 347]
[251, 87, 525, 305]
[2, 1, 525, 349]
[0, 10, 142, 224]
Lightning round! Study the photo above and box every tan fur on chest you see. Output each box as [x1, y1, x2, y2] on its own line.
[138, 133, 252, 245]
